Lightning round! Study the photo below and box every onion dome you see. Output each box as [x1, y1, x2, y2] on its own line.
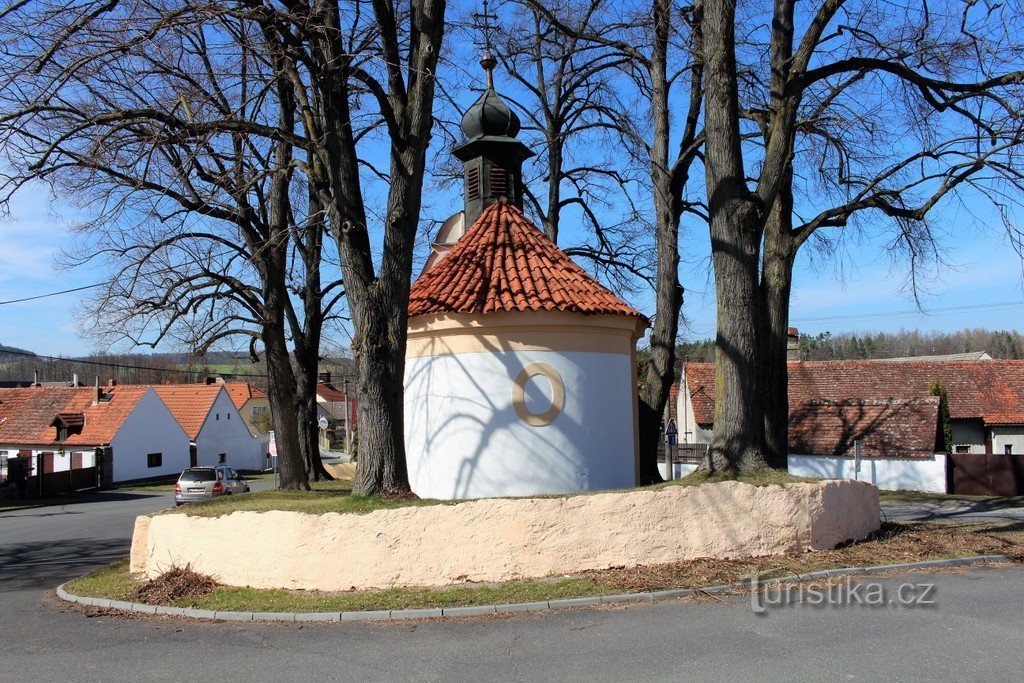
[460, 52, 521, 140]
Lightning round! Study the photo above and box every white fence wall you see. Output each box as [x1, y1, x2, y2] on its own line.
[788, 454, 947, 493]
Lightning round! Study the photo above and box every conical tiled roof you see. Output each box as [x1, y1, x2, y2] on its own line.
[408, 200, 645, 320]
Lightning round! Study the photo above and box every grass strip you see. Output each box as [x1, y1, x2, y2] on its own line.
[64, 521, 1023, 614]
[169, 470, 825, 519]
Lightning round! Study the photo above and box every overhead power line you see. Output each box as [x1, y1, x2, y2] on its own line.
[0, 283, 105, 305]
[0, 348, 267, 379]
[792, 300, 1024, 325]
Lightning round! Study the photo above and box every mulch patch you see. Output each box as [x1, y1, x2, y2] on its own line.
[132, 565, 220, 605]
[572, 522, 1024, 593]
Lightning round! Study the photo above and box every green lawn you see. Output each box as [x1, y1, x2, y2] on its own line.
[170, 469, 827, 519]
[168, 478, 457, 517]
[65, 521, 1024, 613]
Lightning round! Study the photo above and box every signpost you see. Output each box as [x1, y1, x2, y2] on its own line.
[268, 430, 278, 487]
[343, 378, 351, 456]
[664, 419, 678, 481]
[854, 440, 862, 481]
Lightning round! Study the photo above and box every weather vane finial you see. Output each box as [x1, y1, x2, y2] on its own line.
[472, 0, 499, 88]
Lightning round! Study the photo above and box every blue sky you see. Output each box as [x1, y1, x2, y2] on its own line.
[2, 170, 1022, 357]
[2, 3, 1022, 358]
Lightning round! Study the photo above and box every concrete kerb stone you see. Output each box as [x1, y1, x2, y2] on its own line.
[55, 554, 1014, 623]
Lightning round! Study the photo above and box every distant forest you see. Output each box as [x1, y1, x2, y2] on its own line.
[0, 345, 357, 388]
[677, 328, 1024, 364]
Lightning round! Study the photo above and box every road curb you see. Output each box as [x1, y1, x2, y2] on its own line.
[55, 554, 1013, 623]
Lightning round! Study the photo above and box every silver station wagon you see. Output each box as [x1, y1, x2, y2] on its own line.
[174, 466, 250, 505]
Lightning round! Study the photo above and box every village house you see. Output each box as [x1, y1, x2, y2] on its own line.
[222, 381, 272, 439]
[0, 384, 190, 492]
[315, 373, 357, 451]
[152, 383, 267, 471]
[675, 356, 1024, 493]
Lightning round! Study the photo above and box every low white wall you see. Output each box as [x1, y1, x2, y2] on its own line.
[132, 479, 880, 591]
[788, 454, 948, 493]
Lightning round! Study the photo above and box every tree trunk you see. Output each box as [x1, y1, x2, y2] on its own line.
[261, 304, 308, 490]
[702, 0, 770, 472]
[295, 366, 334, 481]
[708, 209, 767, 472]
[758, 178, 795, 469]
[352, 301, 410, 495]
[637, 0, 679, 484]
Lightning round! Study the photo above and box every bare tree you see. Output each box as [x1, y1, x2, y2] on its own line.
[700, 0, 1024, 471]
[255, 0, 446, 495]
[496, 0, 651, 294]
[0, 1, 312, 488]
[527, 0, 704, 481]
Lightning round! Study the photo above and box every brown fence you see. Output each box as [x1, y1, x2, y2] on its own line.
[949, 453, 1024, 496]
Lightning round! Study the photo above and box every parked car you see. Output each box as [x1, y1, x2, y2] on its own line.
[174, 466, 250, 505]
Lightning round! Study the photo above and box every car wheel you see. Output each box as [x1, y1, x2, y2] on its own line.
[224, 491, 232, 495]
[244, 486, 251, 493]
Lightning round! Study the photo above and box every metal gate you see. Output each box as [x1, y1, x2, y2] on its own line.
[949, 453, 1024, 496]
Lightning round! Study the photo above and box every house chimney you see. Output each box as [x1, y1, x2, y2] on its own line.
[33, 370, 40, 386]
[318, 372, 331, 384]
[93, 377, 101, 405]
[787, 327, 801, 362]
[205, 376, 216, 385]
[72, 373, 79, 387]
[107, 379, 117, 387]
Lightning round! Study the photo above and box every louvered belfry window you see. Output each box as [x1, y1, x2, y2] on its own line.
[467, 167, 480, 200]
[490, 166, 509, 196]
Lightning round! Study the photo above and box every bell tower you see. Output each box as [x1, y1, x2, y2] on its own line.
[454, 51, 534, 228]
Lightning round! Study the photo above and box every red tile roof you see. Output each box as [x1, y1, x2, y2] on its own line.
[222, 382, 267, 410]
[316, 383, 347, 403]
[0, 386, 149, 447]
[683, 359, 1024, 426]
[408, 200, 645, 320]
[152, 385, 223, 439]
[789, 398, 942, 458]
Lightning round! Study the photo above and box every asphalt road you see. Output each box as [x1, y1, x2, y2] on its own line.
[2, 492, 1024, 682]
[882, 498, 1024, 523]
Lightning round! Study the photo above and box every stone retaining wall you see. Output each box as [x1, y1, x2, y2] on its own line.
[130, 479, 880, 591]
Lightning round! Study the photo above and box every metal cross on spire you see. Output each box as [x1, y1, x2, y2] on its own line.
[471, 0, 499, 88]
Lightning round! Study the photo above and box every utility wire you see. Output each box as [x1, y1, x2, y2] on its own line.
[0, 283, 105, 305]
[792, 300, 1024, 325]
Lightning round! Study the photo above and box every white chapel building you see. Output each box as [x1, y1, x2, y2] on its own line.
[403, 53, 648, 499]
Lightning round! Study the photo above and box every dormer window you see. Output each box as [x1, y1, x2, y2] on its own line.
[52, 413, 85, 442]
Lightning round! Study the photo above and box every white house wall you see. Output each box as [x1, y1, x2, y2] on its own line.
[989, 426, 1024, 455]
[405, 349, 636, 499]
[195, 390, 265, 470]
[0, 448, 96, 475]
[951, 420, 986, 453]
[675, 375, 712, 445]
[787, 454, 948, 493]
[109, 389, 191, 482]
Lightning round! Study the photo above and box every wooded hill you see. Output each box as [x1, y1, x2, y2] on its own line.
[677, 329, 1024, 364]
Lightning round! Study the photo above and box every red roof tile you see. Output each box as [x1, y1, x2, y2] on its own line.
[0, 386, 149, 447]
[683, 359, 1024, 426]
[222, 382, 266, 410]
[152, 385, 223, 439]
[408, 200, 645, 320]
[788, 398, 941, 458]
